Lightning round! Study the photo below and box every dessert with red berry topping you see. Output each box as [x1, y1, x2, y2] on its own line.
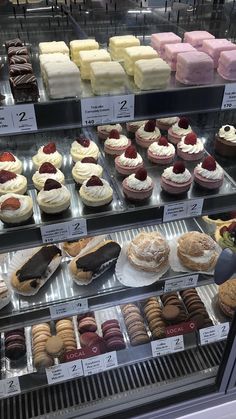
[215, 222, 236, 253]
[79, 175, 113, 207]
[0, 170, 27, 195]
[194, 156, 224, 190]
[126, 120, 147, 138]
[32, 162, 65, 191]
[122, 167, 153, 202]
[156, 116, 179, 131]
[215, 124, 236, 157]
[147, 136, 175, 164]
[97, 124, 122, 140]
[135, 120, 161, 148]
[161, 161, 192, 194]
[37, 179, 71, 214]
[32, 142, 62, 169]
[70, 137, 99, 162]
[0, 152, 22, 174]
[115, 145, 143, 176]
[168, 117, 192, 145]
[104, 129, 131, 157]
[72, 157, 103, 185]
[0, 193, 33, 224]
[177, 132, 204, 161]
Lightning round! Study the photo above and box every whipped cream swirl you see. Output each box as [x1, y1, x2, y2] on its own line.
[218, 125, 236, 143]
[97, 124, 122, 133]
[70, 140, 99, 157]
[149, 141, 175, 156]
[178, 137, 204, 154]
[126, 174, 152, 190]
[171, 122, 192, 136]
[33, 147, 62, 167]
[136, 125, 161, 140]
[81, 179, 112, 198]
[37, 185, 70, 205]
[0, 194, 31, 217]
[157, 117, 178, 125]
[195, 162, 223, 180]
[0, 156, 22, 174]
[162, 167, 192, 183]
[32, 170, 65, 190]
[105, 135, 129, 147]
[0, 174, 27, 192]
[119, 153, 143, 167]
[72, 162, 102, 179]
[127, 120, 147, 130]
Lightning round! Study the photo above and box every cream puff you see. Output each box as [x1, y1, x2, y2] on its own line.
[0, 152, 22, 174]
[37, 179, 71, 214]
[0, 193, 33, 224]
[32, 162, 65, 191]
[70, 138, 99, 162]
[0, 170, 27, 195]
[79, 175, 113, 207]
[32, 143, 62, 169]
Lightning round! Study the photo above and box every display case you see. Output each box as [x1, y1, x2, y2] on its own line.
[0, 1, 236, 418]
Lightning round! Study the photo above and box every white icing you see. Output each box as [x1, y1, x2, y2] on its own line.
[126, 173, 152, 190]
[136, 125, 160, 140]
[0, 174, 26, 192]
[105, 135, 129, 147]
[178, 137, 204, 154]
[33, 146, 62, 167]
[81, 178, 112, 199]
[37, 185, 70, 206]
[72, 162, 102, 179]
[219, 125, 236, 143]
[70, 140, 99, 157]
[118, 153, 143, 167]
[148, 141, 175, 156]
[157, 117, 178, 125]
[162, 167, 191, 183]
[97, 124, 122, 134]
[0, 194, 31, 217]
[0, 156, 22, 174]
[195, 162, 223, 180]
[32, 169, 65, 189]
[171, 122, 192, 136]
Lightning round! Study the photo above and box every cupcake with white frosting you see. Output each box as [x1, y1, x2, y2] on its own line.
[104, 129, 131, 156]
[32, 162, 65, 191]
[156, 116, 179, 131]
[0, 193, 33, 224]
[70, 138, 99, 162]
[79, 175, 113, 207]
[115, 145, 143, 176]
[147, 136, 175, 164]
[0, 170, 27, 195]
[194, 156, 224, 190]
[0, 152, 22, 174]
[177, 132, 204, 161]
[161, 161, 192, 195]
[135, 120, 161, 148]
[215, 124, 236, 157]
[122, 167, 153, 202]
[97, 124, 122, 140]
[32, 143, 62, 169]
[37, 179, 71, 214]
[168, 117, 192, 144]
[72, 157, 103, 185]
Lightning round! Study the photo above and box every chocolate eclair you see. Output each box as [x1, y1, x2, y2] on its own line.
[69, 240, 121, 285]
[11, 245, 62, 296]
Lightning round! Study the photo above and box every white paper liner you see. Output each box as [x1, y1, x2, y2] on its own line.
[0, 276, 11, 310]
[115, 243, 170, 288]
[8, 246, 62, 296]
[169, 236, 222, 275]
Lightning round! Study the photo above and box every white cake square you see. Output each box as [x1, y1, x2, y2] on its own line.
[90, 61, 126, 95]
[70, 39, 99, 66]
[39, 53, 70, 81]
[109, 35, 140, 60]
[123, 46, 158, 76]
[79, 49, 111, 80]
[39, 41, 69, 56]
[134, 58, 171, 90]
[44, 61, 81, 99]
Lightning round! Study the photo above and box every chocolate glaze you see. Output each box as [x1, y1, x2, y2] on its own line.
[8, 46, 28, 57]
[9, 55, 30, 65]
[5, 38, 23, 49]
[76, 242, 121, 272]
[16, 245, 61, 282]
[9, 63, 33, 77]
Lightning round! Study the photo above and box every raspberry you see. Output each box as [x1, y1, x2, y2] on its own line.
[81, 157, 97, 164]
[173, 161, 185, 174]
[1, 197, 20, 210]
[220, 226, 228, 236]
[86, 175, 103, 187]
[77, 138, 90, 147]
[144, 120, 156, 132]
[0, 170, 17, 184]
[0, 152, 15, 162]
[202, 156, 216, 171]
[184, 132, 197, 145]
[124, 145, 137, 159]
[228, 222, 236, 233]
[39, 162, 57, 174]
[178, 117, 189, 129]
[44, 179, 62, 191]
[43, 142, 56, 154]
[158, 136, 168, 146]
[109, 129, 120, 139]
[135, 168, 147, 181]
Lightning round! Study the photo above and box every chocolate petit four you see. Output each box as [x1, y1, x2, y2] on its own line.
[10, 74, 39, 103]
[8, 46, 28, 57]
[9, 63, 33, 77]
[5, 38, 23, 50]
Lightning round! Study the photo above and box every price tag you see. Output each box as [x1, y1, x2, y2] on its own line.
[40, 222, 70, 244]
[68, 218, 87, 238]
[46, 364, 69, 385]
[82, 351, 118, 376]
[0, 105, 37, 135]
[0, 381, 5, 399]
[186, 199, 204, 218]
[199, 326, 218, 345]
[151, 335, 184, 357]
[50, 298, 88, 320]
[217, 322, 230, 340]
[81, 97, 113, 126]
[3, 377, 21, 396]
[221, 83, 236, 110]
[66, 359, 83, 379]
[163, 202, 186, 222]
[164, 278, 185, 293]
[102, 351, 118, 370]
[113, 94, 134, 122]
[183, 274, 199, 288]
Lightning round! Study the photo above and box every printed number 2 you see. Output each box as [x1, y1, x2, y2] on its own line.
[191, 204, 197, 211]
[18, 112, 26, 122]
[120, 100, 127, 110]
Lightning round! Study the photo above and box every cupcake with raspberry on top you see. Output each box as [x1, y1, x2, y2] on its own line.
[122, 167, 153, 202]
[70, 137, 99, 162]
[177, 132, 204, 161]
[168, 117, 192, 145]
[135, 120, 161, 149]
[194, 156, 224, 190]
[147, 136, 175, 165]
[161, 161, 192, 195]
[104, 129, 131, 157]
[115, 145, 143, 176]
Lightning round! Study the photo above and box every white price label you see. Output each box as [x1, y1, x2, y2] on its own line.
[186, 199, 204, 217]
[50, 298, 88, 320]
[40, 218, 87, 244]
[164, 278, 185, 293]
[163, 202, 186, 222]
[0, 381, 5, 399]
[102, 351, 118, 370]
[3, 377, 21, 396]
[0, 105, 37, 135]
[221, 83, 236, 110]
[183, 274, 198, 288]
[81, 97, 113, 126]
[68, 218, 87, 238]
[66, 360, 83, 379]
[151, 335, 184, 357]
[217, 322, 230, 340]
[113, 94, 134, 122]
[82, 351, 118, 376]
[46, 364, 69, 385]
[200, 322, 229, 345]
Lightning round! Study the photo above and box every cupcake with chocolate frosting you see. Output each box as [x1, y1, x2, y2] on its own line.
[215, 124, 236, 157]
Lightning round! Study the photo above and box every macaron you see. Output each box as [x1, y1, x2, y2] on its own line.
[34, 353, 54, 369]
[130, 331, 149, 346]
[162, 305, 181, 322]
[106, 337, 125, 351]
[78, 316, 97, 333]
[5, 329, 26, 360]
[45, 336, 64, 357]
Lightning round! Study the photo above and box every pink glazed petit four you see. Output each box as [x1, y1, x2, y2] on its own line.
[218, 50, 236, 81]
[164, 43, 196, 71]
[176, 51, 214, 85]
[202, 39, 236, 68]
[184, 31, 215, 51]
[151, 32, 181, 57]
